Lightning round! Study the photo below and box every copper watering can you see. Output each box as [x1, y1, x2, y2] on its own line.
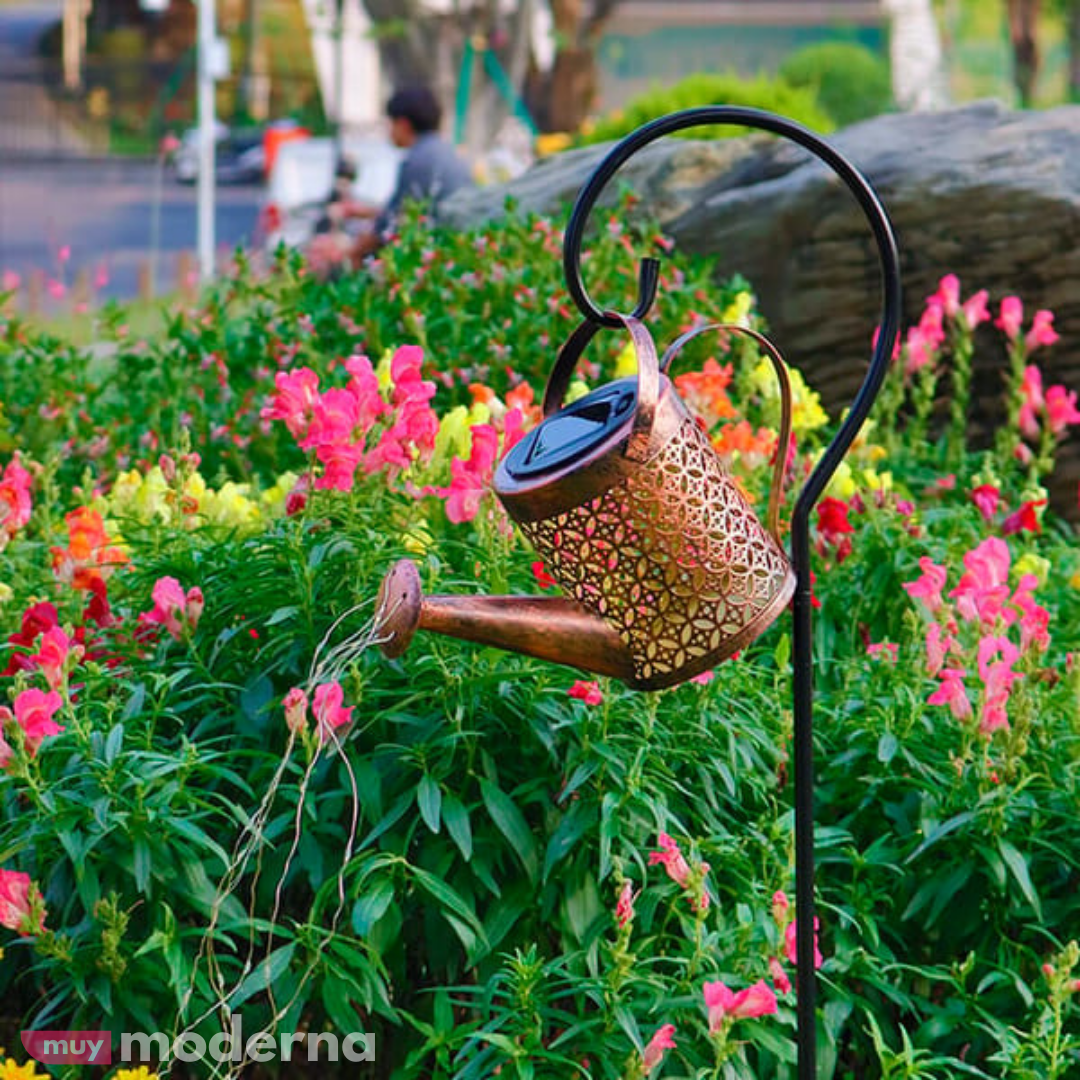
[378, 316, 796, 690]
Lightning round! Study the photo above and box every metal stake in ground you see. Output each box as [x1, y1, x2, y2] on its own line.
[561, 105, 903, 1080]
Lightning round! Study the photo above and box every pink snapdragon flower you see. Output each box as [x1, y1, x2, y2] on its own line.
[769, 956, 792, 995]
[441, 424, 499, 523]
[928, 668, 973, 721]
[0, 868, 45, 935]
[867, 641, 898, 663]
[312, 681, 353, 745]
[641, 1024, 676, 1073]
[970, 484, 1001, 522]
[28, 625, 83, 691]
[996, 296, 1024, 340]
[703, 980, 777, 1032]
[949, 537, 1011, 625]
[615, 881, 636, 928]
[260, 367, 321, 439]
[1012, 575, 1050, 654]
[1018, 366, 1044, 439]
[785, 918, 824, 969]
[0, 688, 65, 756]
[649, 832, 691, 888]
[1026, 309, 1060, 351]
[977, 635, 1020, 734]
[1045, 385, 1080, 434]
[929, 274, 960, 318]
[0, 453, 33, 544]
[925, 623, 958, 677]
[902, 557, 949, 615]
[283, 687, 308, 735]
[141, 577, 204, 640]
[961, 289, 990, 330]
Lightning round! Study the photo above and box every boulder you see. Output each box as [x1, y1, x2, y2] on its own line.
[442, 101, 1080, 513]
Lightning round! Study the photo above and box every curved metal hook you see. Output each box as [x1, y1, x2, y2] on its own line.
[561, 104, 902, 520]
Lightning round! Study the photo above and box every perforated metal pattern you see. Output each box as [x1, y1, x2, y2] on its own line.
[517, 418, 793, 687]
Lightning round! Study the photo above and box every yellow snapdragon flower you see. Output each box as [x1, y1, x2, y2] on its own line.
[111, 1068, 159, 1080]
[565, 380, 590, 405]
[749, 358, 829, 433]
[721, 290, 754, 327]
[200, 482, 260, 530]
[613, 340, 638, 378]
[860, 468, 893, 493]
[375, 349, 395, 395]
[824, 460, 856, 501]
[0, 583, 12, 604]
[1014, 553, 1050, 587]
[260, 471, 299, 517]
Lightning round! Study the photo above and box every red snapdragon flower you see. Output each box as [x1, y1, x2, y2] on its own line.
[568, 680, 603, 706]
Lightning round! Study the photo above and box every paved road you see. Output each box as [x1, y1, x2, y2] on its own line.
[0, 0, 264, 305]
[0, 159, 265, 304]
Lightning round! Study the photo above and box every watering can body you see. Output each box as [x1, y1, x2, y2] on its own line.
[379, 314, 796, 691]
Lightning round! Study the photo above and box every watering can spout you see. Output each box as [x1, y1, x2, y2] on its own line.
[376, 558, 639, 683]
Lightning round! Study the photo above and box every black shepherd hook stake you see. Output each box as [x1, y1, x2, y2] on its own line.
[562, 106, 902, 1078]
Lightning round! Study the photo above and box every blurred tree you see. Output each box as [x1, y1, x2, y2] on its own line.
[359, 0, 622, 151]
[1048, 0, 1080, 99]
[1006, 0, 1041, 104]
[884, 0, 950, 109]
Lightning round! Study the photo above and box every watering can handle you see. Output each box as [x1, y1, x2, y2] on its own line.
[660, 322, 793, 544]
[541, 311, 661, 464]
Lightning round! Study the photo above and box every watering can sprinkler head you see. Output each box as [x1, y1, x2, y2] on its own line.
[376, 318, 797, 691]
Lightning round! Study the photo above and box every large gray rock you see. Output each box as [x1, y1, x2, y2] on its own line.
[443, 101, 1080, 512]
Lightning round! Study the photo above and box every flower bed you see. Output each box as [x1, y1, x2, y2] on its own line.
[1, 211, 1079, 1079]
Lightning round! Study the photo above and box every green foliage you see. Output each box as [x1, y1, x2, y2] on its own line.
[576, 72, 836, 147]
[2, 217, 1080, 1079]
[778, 41, 894, 127]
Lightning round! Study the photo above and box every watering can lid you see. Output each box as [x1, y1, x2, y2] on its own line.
[500, 377, 638, 481]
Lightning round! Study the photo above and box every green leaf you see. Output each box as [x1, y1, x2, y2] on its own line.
[352, 879, 395, 936]
[564, 872, 602, 944]
[543, 802, 593, 882]
[240, 673, 275, 724]
[104, 723, 125, 764]
[417, 774, 442, 834]
[905, 811, 976, 862]
[442, 794, 473, 861]
[133, 838, 152, 894]
[411, 865, 487, 947]
[480, 779, 538, 882]
[998, 839, 1042, 919]
[877, 731, 898, 764]
[122, 682, 147, 721]
[229, 943, 297, 1009]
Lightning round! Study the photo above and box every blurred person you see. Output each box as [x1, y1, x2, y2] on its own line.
[329, 85, 474, 267]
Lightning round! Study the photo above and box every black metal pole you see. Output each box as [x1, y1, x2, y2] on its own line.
[561, 106, 902, 1079]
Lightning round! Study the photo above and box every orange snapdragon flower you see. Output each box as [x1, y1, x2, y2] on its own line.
[51, 507, 128, 590]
